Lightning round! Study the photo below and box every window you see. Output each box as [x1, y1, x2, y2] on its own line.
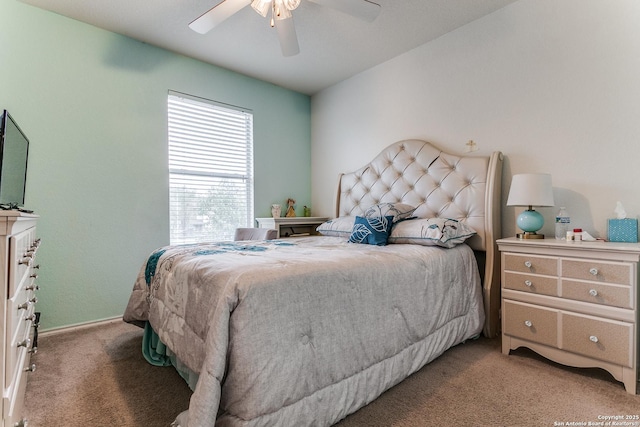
[168, 92, 254, 244]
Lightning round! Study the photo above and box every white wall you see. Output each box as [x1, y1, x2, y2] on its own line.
[311, 0, 640, 239]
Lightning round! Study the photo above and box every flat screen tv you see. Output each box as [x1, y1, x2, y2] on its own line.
[0, 110, 29, 208]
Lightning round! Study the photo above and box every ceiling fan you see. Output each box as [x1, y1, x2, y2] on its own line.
[189, 0, 381, 57]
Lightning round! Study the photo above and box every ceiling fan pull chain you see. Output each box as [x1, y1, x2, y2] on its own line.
[270, 1, 275, 26]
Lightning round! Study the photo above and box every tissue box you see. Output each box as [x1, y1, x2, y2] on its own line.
[608, 218, 638, 243]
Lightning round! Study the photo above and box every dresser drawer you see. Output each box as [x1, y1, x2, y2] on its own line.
[503, 300, 558, 347]
[7, 280, 36, 347]
[561, 259, 632, 285]
[561, 279, 632, 309]
[4, 336, 32, 427]
[9, 227, 38, 298]
[7, 304, 35, 388]
[504, 271, 558, 296]
[561, 312, 633, 367]
[504, 253, 558, 276]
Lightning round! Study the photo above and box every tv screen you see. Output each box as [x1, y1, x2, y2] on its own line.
[0, 110, 29, 207]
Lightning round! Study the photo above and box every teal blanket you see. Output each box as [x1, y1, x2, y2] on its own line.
[142, 322, 199, 390]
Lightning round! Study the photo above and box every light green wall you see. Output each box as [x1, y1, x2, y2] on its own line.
[0, 0, 311, 330]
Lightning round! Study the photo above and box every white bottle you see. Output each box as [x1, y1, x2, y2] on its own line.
[555, 207, 570, 240]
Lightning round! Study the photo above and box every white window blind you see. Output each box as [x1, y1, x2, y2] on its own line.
[168, 92, 254, 244]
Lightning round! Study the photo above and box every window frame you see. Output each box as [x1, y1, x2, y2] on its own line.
[167, 91, 254, 244]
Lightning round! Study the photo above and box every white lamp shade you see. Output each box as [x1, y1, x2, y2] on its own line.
[506, 173, 555, 207]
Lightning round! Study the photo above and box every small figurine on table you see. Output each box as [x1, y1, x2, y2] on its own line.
[285, 198, 296, 217]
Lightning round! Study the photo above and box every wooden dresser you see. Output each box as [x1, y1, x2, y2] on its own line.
[498, 237, 639, 394]
[0, 212, 40, 427]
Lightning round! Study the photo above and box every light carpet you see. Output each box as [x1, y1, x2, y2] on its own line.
[24, 319, 639, 426]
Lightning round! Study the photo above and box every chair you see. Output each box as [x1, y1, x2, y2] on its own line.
[233, 227, 278, 241]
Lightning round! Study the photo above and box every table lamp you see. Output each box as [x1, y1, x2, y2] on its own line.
[506, 173, 555, 239]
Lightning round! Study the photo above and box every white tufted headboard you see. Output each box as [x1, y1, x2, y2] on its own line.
[335, 140, 504, 337]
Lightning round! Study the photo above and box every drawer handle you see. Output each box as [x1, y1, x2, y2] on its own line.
[524, 320, 533, 328]
[589, 268, 598, 276]
[589, 335, 599, 343]
[29, 347, 38, 355]
[17, 338, 31, 348]
[19, 256, 33, 266]
[24, 364, 36, 373]
[14, 419, 28, 427]
[524, 261, 532, 268]
[29, 273, 39, 279]
[26, 284, 40, 291]
[524, 280, 532, 287]
[17, 301, 32, 310]
[589, 289, 598, 297]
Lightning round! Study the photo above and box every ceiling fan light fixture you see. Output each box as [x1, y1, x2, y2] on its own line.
[190, 0, 379, 57]
[282, 0, 301, 10]
[250, 0, 271, 17]
[252, 0, 299, 19]
[273, 1, 292, 20]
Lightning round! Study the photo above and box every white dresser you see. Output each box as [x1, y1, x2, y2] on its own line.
[498, 237, 639, 394]
[0, 212, 40, 427]
[255, 217, 328, 238]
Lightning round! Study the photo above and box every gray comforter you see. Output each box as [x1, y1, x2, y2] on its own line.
[123, 236, 484, 426]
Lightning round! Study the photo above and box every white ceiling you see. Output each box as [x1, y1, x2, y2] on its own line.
[20, 0, 518, 95]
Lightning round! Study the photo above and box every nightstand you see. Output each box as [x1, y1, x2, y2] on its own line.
[255, 217, 329, 238]
[497, 237, 640, 394]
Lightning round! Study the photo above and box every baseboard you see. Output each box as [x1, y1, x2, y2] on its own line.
[38, 316, 124, 337]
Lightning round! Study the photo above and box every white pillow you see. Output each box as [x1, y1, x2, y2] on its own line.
[364, 203, 416, 223]
[388, 218, 476, 248]
[316, 216, 356, 237]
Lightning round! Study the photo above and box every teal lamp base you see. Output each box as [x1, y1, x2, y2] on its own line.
[516, 208, 545, 239]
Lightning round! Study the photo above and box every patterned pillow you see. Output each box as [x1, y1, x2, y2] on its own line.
[388, 218, 476, 248]
[316, 216, 356, 237]
[364, 203, 416, 223]
[349, 216, 394, 246]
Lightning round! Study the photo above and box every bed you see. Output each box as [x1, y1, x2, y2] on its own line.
[123, 139, 503, 427]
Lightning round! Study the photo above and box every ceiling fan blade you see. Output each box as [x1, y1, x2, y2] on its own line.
[307, 0, 380, 22]
[275, 17, 300, 57]
[189, 0, 251, 34]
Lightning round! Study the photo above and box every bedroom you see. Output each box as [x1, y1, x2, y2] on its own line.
[0, 0, 639, 425]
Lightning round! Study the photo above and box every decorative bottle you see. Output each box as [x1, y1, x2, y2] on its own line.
[555, 207, 570, 240]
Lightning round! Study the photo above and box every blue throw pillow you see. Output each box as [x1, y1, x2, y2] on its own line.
[349, 216, 394, 246]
